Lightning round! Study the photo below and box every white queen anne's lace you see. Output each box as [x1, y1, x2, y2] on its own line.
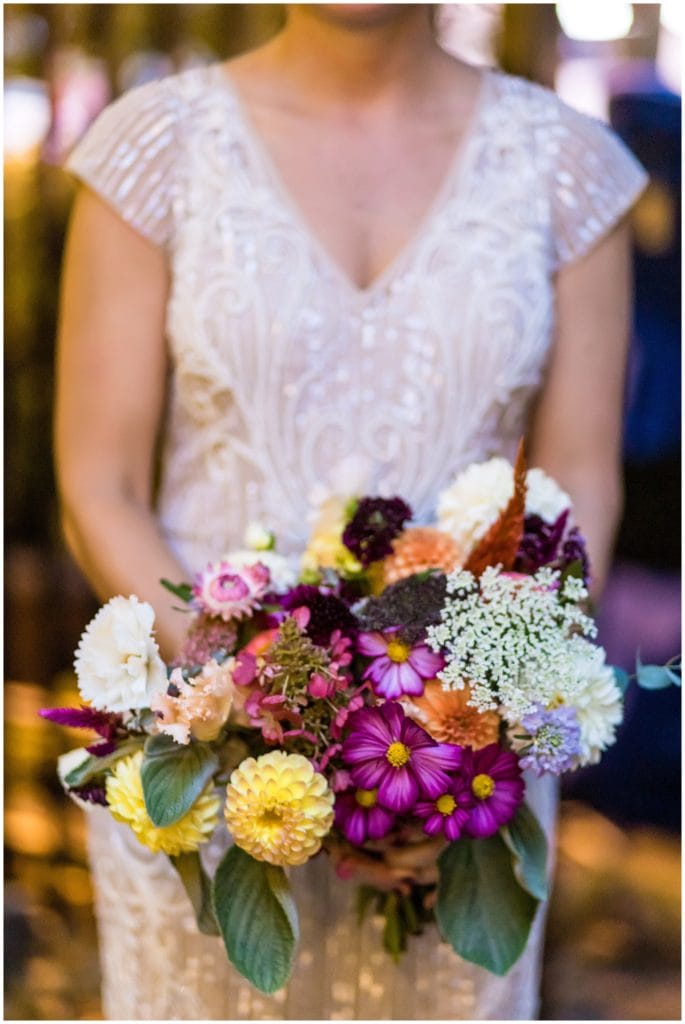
[427, 566, 597, 719]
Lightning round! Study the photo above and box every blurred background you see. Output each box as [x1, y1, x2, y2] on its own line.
[4, 3, 681, 1019]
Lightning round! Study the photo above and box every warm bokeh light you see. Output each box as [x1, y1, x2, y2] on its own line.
[4, 78, 51, 159]
[556, 1, 634, 42]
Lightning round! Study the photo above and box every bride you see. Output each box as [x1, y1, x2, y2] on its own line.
[54, 4, 647, 1019]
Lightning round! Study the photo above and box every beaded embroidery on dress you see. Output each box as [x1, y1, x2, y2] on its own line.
[66, 63, 647, 1020]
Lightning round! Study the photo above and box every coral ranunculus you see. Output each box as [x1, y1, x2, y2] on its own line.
[409, 681, 501, 750]
[106, 751, 220, 855]
[151, 659, 236, 744]
[224, 751, 334, 866]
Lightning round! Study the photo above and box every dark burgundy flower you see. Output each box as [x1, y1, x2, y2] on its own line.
[515, 512, 591, 586]
[281, 585, 357, 645]
[342, 496, 412, 567]
[562, 527, 591, 586]
[515, 512, 568, 574]
[71, 782, 108, 806]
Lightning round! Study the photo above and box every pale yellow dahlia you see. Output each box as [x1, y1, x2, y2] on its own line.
[224, 751, 334, 866]
[106, 750, 220, 856]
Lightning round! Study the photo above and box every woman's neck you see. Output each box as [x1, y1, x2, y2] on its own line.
[266, 4, 446, 110]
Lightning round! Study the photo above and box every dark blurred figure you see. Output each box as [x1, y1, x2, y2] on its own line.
[564, 79, 681, 833]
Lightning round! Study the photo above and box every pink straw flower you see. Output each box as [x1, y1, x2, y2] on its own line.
[192, 560, 270, 621]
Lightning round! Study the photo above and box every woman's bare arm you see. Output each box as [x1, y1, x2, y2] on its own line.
[55, 187, 190, 659]
[528, 219, 633, 600]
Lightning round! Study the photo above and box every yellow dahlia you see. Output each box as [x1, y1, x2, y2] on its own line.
[383, 527, 463, 586]
[105, 750, 220, 856]
[224, 751, 334, 866]
[409, 681, 501, 750]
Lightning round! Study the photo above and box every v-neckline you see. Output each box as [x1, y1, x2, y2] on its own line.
[208, 62, 493, 302]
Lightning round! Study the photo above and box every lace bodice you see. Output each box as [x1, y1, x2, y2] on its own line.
[66, 62, 647, 1021]
[66, 62, 647, 573]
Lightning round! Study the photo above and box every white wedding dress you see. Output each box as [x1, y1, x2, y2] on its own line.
[66, 62, 646, 1020]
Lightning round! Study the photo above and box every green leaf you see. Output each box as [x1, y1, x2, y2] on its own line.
[635, 661, 676, 690]
[356, 885, 381, 926]
[141, 734, 219, 827]
[160, 578, 194, 603]
[501, 802, 549, 901]
[212, 846, 298, 994]
[170, 852, 219, 936]
[399, 891, 422, 935]
[382, 891, 406, 963]
[63, 738, 144, 788]
[612, 666, 631, 695]
[665, 666, 682, 687]
[436, 835, 538, 976]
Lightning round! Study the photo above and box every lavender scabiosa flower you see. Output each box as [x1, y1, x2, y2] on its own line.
[342, 496, 412, 567]
[512, 704, 581, 776]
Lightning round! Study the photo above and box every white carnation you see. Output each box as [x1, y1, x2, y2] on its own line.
[436, 458, 514, 554]
[74, 596, 167, 713]
[526, 468, 572, 524]
[437, 458, 574, 555]
[223, 548, 297, 592]
[563, 641, 624, 767]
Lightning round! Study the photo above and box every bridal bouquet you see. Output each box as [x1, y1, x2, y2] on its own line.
[42, 446, 679, 994]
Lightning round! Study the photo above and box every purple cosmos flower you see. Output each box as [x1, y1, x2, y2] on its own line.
[415, 774, 474, 841]
[517, 704, 581, 776]
[357, 629, 444, 699]
[341, 701, 462, 813]
[461, 744, 525, 838]
[342, 496, 412, 567]
[562, 527, 591, 586]
[334, 787, 396, 845]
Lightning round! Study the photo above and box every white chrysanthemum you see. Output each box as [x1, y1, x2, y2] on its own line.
[557, 641, 624, 767]
[437, 459, 574, 556]
[74, 596, 167, 713]
[526, 468, 572, 523]
[223, 548, 297, 591]
[436, 458, 514, 554]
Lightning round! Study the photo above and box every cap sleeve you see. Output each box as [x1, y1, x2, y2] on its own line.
[549, 99, 649, 270]
[63, 78, 180, 249]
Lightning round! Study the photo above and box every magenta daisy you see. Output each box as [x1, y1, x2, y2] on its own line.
[414, 774, 474, 841]
[357, 629, 444, 699]
[192, 561, 270, 621]
[334, 787, 396, 845]
[460, 744, 525, 838]
[341, 701, 462, 813]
